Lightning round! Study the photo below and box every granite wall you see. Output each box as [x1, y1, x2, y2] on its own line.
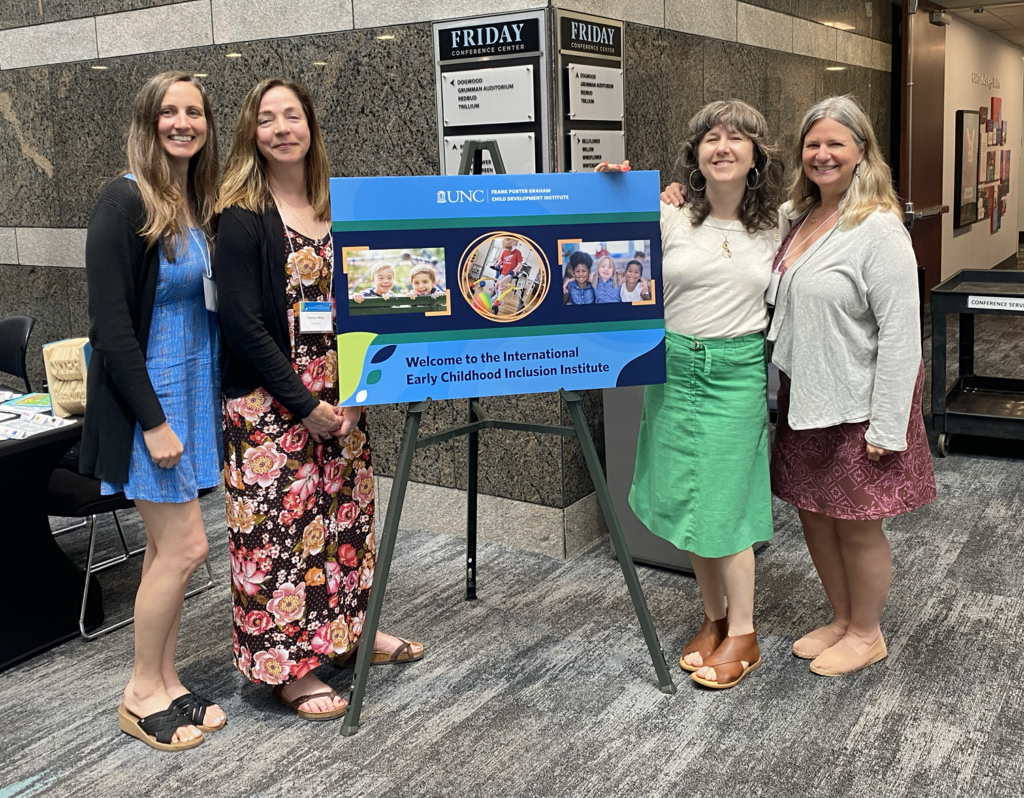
[0, 0, 893, 555]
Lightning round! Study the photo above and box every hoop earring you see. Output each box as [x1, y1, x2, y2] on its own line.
[746, 167, 761, 190]
[688, 170, 706, 192]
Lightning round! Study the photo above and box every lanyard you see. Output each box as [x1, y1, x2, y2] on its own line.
[187, 227, 211, 278]
[778, 205, 839, 271]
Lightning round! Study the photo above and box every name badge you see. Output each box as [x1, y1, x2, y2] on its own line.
[299, 301, 334, 333]
[203, 275, 218, 312]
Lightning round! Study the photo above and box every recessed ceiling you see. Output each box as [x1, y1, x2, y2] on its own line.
[937, 1, 1024, 47]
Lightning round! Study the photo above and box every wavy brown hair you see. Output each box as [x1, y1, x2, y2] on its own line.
[216, 78, 331, 220]
[677, 99, 783, 232]
[788, 95, 901, 229]
[126, 71, 218, 258]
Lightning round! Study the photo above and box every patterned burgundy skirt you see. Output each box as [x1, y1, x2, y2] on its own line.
[771, 364, 937, 520]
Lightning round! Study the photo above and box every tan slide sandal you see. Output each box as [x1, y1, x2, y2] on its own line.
[272, 686, 348, 721]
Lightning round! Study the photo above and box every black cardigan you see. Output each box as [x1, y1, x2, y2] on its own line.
[216, 205, 319, 420]
[80, 177, 166, 483]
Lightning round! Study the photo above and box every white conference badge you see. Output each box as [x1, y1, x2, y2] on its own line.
[298, 300, 334, 333]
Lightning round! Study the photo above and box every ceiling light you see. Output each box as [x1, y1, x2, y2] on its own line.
[194, 72, 208, 77]
[91, 65, 108, 70]
[822, 21, 856, 31]
[376, 34, 395, 40]
[313, 61, 328, 66]
[225, 53, 242, 58]
[826, 66, 847, 71]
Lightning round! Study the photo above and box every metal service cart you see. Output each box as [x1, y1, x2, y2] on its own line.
[930, 269, 1024, 456]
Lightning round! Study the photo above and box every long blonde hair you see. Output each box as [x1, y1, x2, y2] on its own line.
[216, 78, 331, 220]
[125, 71, 218, 257]
[788, 95, 901, 228]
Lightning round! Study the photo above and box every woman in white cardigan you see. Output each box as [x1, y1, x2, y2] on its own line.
[767, 96, 936, 676]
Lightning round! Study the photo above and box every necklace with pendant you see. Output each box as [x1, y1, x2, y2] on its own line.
[705, 216, 734, 258]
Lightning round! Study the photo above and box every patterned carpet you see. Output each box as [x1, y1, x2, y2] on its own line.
[1, 317, 1023, 798]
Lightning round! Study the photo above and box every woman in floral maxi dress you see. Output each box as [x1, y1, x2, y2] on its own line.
[216, 78, 422, 719]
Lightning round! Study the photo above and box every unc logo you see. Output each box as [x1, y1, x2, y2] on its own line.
[438, 190, 486, 204]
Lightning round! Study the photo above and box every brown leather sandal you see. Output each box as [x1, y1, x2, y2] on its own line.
[679, 615, 728, 673]
[690, 632, 762, 689]
[332, 637, 425, 667]
[272, 686, 348, 721]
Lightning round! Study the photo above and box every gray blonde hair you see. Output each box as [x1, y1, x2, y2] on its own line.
[788, 95, 901, 228]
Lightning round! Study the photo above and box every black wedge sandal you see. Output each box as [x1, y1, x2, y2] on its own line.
[170, 693, 226, 733]
[117, 703, 204, 751]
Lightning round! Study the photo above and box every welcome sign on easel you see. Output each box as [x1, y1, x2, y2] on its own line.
[330, 171, 664, 406]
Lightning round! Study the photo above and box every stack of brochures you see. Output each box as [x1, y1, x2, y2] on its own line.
[0, 392, 73, 440]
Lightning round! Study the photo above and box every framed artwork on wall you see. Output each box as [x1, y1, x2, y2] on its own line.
[954, 110, 980, 228]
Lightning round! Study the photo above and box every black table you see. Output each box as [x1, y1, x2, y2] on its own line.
[930, 269, 1024, 456]
[0, 396, 101, 671]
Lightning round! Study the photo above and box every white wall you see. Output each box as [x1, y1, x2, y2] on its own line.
[943, 18, 1024, 280]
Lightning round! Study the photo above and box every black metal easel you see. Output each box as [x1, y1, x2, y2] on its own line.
[339, 148, 675, 737]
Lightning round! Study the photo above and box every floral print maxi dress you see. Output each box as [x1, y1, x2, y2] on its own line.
[223, 227, 376, 685]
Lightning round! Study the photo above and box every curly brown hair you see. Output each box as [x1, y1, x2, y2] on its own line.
[676, 99, 783, 232]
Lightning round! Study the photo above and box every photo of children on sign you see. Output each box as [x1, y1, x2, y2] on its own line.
[559, 240, 654, 305]
[346, 247, 449, 315]
[459, 233, 550, 322]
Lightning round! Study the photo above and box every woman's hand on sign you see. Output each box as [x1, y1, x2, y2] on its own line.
[333, 405, 362, 438]
[302, 400, 342, 442]
[595, 160, 630, 173]
[866, 442, 891, 462]
[661, 182, 686, 207]
[143, 421, 184, 469]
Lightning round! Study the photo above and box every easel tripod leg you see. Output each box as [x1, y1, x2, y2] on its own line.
[563, 391, 676, 695]
[466, 398, 478, 601]
[341, 404, 426, 736]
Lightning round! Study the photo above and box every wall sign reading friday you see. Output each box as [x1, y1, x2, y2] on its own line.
[434, 11, 550, 175]
[329, 171, 665, 406]
[556, 10, 625, 172]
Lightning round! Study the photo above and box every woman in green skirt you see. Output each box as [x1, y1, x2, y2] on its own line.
[607, 100, 784, 689]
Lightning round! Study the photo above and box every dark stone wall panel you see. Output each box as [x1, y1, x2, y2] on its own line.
[50, 26, 438, 226]
[624, 23, 703, 187]
[744, 0, 891, 43]
[0, 67, 59, 227]
[0, 263, 76, 391]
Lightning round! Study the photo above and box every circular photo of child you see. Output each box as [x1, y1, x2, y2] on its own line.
[458, 232, 549, 323]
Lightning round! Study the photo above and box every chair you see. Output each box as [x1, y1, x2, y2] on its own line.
[0, 315, 35, 392]
[47, 468, 215, 640]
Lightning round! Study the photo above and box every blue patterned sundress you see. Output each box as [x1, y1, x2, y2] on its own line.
[101, 225, 222, 503]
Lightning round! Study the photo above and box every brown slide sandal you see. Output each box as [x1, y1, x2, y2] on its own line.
[333, 637, 425, 667]
[690, 632, 762, 689]
[679, 615, 728, 673]
[117, 703, 204, 752]
[272, 686, 348, 721]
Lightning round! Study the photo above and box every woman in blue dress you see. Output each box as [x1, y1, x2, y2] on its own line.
[81, 72, 225, 751]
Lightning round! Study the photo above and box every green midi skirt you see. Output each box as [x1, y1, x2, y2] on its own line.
[628, 329, 773, 558]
